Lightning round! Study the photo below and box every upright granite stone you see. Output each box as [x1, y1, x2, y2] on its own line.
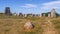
[40, 13, 42, 17]
[26, 14, 33, 17]
[43, 13, 46, 17]
[19, 13, 23, 17]
[48, 13, 51, 17]
[24, 14, 27, 17]
[50, 9, 56, 17]
[5, 7, 12, 16]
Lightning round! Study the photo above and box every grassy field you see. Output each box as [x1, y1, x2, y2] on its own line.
[0, 14, 60, 34]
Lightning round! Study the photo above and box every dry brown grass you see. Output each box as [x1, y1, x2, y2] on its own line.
[0, 16, 60, 34]
[0, 17, 43, 34]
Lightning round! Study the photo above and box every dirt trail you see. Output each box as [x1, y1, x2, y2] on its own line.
[42, 20, 58, 34]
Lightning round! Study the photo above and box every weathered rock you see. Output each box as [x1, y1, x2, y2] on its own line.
[50, 9, 56, 17]
[40, 13, 42, 17]
[24, 22, 34, 30]
[48, 13, 51, 17]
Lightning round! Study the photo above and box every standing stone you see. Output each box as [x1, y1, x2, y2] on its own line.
[21, 14, 26, 18]
[19, 13, 23, 17]
[40, 13, 42, 17]
[48, 13, 51, 17]
[51, 9, 56, 17]
[24, 22, 34, 30]
[5, 7, 11, 15]
[26, 14, 33, 17]
[24, 14, 27, 17]
[43, 14, 46, 17]
[13, 13, 17, 16]
[32, 14, 35, 17]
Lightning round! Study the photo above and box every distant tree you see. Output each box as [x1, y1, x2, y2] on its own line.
[5, 7, 12, 16]
[0, 13, 4, 14]
[56, 13, 60, 17]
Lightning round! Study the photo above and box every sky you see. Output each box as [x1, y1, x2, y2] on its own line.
[0, 0, 60, 14]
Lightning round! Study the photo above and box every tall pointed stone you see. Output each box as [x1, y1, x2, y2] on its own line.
[48, 13, 51, 17]
[50, 9, 56, 17]
[40, 13, 42, 17]
[5, 7, 11, 16]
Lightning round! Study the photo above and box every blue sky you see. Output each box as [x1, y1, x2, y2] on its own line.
[0, 0, 60, 14]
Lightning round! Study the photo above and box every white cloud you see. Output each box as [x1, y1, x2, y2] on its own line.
[21, 4, 37, 8]
[41, 1, 60, 9]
